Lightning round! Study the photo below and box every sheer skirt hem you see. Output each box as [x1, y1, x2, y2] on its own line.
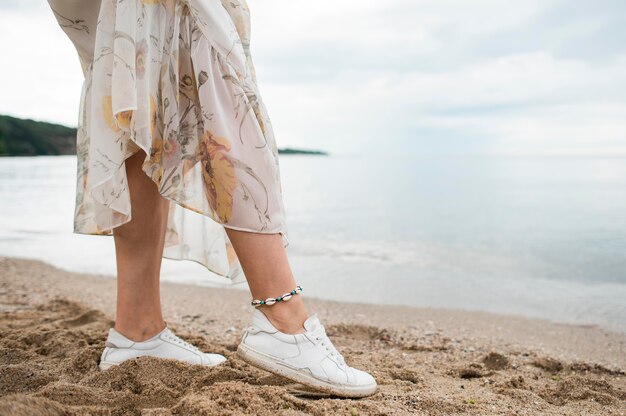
[70, 0, 289, 285]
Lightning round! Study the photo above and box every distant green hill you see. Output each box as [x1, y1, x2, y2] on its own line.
[0, 114, 328, 156]
[0, 115, 77, 156]
[279, 147, 328, 155]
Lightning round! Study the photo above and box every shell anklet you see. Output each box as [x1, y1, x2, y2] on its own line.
[251, 285, 303, 307]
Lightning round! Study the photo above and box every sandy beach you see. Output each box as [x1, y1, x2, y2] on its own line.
[0, 256, 624, 415]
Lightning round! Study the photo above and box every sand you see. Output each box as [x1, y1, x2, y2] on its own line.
[0, 256, 624, 415]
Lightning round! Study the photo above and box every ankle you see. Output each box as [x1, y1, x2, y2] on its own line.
[258, 299, 308, 334]
[114, 319, 166, 342]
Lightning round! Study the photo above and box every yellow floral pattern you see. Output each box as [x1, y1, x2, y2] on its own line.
[198, 131, 238, 223]
[46, 0, 289, 283]
[102, 96, 133, 132]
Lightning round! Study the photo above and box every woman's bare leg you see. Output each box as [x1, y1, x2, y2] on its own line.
[113, 148, 307, 337]
[113, 149, 170, 342]
[224, 229, 309, 334]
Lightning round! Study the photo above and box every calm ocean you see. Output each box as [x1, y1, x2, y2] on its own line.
[1, 154, 625, 332]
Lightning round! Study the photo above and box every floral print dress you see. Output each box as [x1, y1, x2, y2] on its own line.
[46, 0, 289, 283]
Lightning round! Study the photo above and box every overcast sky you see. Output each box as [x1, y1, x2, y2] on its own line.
[0, 0, 624, 156]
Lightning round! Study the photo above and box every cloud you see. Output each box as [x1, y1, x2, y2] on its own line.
[0, 9, 85, 126]
[0, 0, 47, 12]
[249, 0, 626, 155]
[0, 0, 624, 156]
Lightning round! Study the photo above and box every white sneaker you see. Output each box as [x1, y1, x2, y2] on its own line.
[236, 309, 377, 398]
[99, 326, 227, 370]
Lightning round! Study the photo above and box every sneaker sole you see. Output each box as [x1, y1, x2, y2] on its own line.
[236, 343, 377, 398]
[98, 357, 227, 371]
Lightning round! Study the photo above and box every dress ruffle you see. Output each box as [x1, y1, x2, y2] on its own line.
[66, 0, 289, 283]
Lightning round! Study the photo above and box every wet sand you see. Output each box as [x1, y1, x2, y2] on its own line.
[0, 256, 624, 415]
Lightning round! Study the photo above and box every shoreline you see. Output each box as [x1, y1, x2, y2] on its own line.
[6, 249, 625, 336]
[1, 256, 624, 415]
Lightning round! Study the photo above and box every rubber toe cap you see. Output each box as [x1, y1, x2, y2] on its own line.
[352, 368, 377, 388]
[202, 352, 227, 366]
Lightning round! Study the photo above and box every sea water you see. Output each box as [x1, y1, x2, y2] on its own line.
[1, 154, 625, 332]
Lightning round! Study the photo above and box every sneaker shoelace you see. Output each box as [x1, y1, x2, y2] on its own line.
[164, 330, 201, 353]
[309, 325, 346, 367]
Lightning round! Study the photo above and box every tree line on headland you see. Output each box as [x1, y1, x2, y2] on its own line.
[0, 115, 327, 157]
